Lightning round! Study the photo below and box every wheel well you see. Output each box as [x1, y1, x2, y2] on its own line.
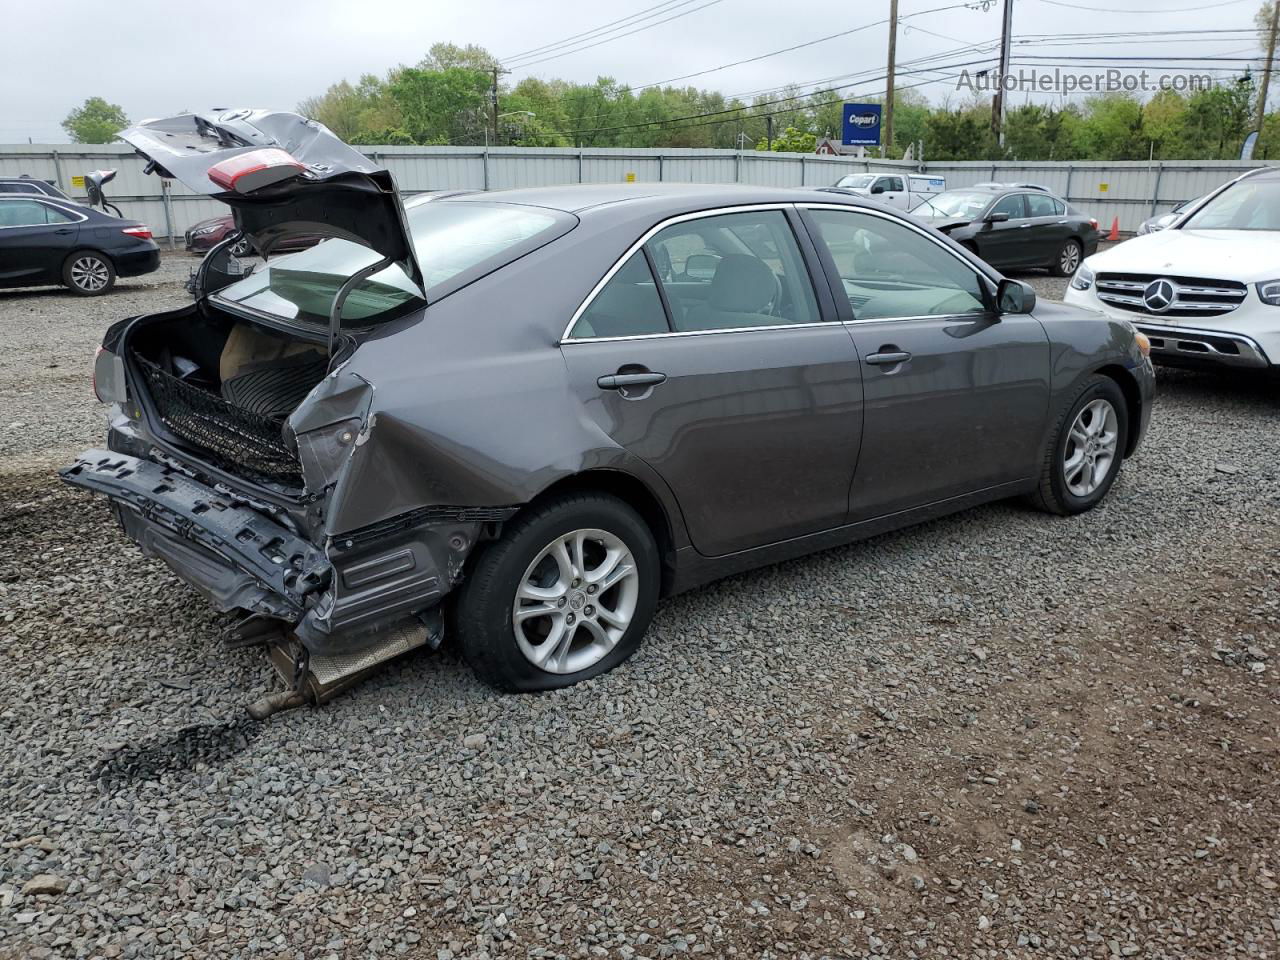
[63, 247, 114, 271]
[1097, 364, 1142, 456]
[528, 470, 677, 595]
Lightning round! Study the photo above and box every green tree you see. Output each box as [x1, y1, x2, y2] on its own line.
[757, 126, 816, 153]
[1072, 94, 1145, 160]
[924, 106, 997, 160]
[388, 65, 491, 144]
[61, 97, 129, 143]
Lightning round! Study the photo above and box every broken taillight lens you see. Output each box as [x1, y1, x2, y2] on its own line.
[207, 148, 306, 194]
[92, 346, 105, 402]
[122, 225, 153, 239]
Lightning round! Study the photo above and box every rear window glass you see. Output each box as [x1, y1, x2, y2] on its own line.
[215, 200, 570, 325]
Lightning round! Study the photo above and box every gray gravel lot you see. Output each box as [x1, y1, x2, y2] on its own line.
[1, 253, 1277, 959]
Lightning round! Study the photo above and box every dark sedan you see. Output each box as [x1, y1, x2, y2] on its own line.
[911, 185, 1099, 276]
[62, 110, 1153, 713]
[185, 213, 321, 256]
[0, 195, 159, 295]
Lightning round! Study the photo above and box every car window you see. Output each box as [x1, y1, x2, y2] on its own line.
[883, 177, 905, 192]
[569, 250, 669, 339]
[0, 199, 63, 227]
[1026, 193, 1059, 217]
[0, 183, 38, 194]
[990, 194, 1026, 219]
[1180, 178, 1280, 230]
[646, 210, 820, 331]
[807, 208, 988, 321]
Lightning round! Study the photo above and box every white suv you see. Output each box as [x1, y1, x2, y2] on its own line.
[1064, 167, 1280, 371]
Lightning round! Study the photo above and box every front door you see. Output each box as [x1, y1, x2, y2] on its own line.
[800, 205, 1052, 521]
[973, 192, 1030, 268]
[560, 207, 864, 557]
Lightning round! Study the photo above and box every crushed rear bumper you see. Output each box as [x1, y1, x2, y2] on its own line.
[60, 450, 329, 620]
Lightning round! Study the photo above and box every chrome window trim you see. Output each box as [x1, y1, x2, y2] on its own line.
[0, 195, 89, 229]
[560, 203, 825, 343]
[800, 202, 997, 323]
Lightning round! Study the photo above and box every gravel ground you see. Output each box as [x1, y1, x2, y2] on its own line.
[1, 251, 1277, 960]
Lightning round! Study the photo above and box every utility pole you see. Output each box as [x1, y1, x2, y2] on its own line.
[885, 0, 898, 157]
[1258, 1, 1279, 138]
[489, 65, 512, 145]
[991, 0, 1014, 146]
[766, 115, 774, 151]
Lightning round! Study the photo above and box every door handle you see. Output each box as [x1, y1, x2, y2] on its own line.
[865, 350, 911, 366]
[1019, 223, 1033, 228]
[597, 371, 667, 390]
[54, 228, 75, 235]
[1056, 219, 1069, 224]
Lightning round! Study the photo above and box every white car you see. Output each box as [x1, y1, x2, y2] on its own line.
[1064, 168, 1280, 371]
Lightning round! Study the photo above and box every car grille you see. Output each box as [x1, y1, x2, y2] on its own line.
[1094, 273, 1247, 318]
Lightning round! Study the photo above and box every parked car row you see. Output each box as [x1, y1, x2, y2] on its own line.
[60, 109, 1156, 714]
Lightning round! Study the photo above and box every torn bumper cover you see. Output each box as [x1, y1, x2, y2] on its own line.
[61, 451, 329, 621]
[59, 450, 500, 656]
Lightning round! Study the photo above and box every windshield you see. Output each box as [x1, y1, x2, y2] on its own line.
[1180, 179, 1280, 231]
[910, 191, 992, 219]
[216, 199, 567, 325]
[835, 174, 876, 189]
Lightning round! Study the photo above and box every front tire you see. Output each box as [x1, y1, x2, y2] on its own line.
[456, 493, 660, 692]
[63, 251, 115, 295]
[1051, 238, 1082, 277]
[1027, 374, 1128, 515]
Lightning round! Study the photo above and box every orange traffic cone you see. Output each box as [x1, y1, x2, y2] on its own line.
[1107, 217, 1120, 242]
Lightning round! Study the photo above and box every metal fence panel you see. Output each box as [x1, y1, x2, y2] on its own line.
[1, 143, 1272, 238]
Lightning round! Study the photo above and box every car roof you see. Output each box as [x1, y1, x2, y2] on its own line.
[440, 182, 871, 216]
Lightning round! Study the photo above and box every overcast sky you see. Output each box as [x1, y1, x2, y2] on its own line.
[0, 0, 1267, 142]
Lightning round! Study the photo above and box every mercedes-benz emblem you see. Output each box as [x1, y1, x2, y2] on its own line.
[1143, 278, 1176, 313]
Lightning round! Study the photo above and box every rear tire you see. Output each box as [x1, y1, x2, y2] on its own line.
[63, 251, 115, 296]
[1050, 238, 1082, 277]
[455, 493, 660, 692]
[1027, 374, 1129, 516]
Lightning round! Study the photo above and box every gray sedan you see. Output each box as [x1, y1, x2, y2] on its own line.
[62, 111, 1155, 709]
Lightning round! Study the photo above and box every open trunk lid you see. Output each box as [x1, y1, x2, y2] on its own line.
[122, 109, 422, 289]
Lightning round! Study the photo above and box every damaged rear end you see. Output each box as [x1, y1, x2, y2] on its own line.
[60, 110, 510, 713]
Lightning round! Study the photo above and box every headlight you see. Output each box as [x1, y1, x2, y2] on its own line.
[193, 225, 219, 235]
[1070, 264, 1094, 291]
[1257, 280, 1280, 306]
[1133, 330, 1151, 357]
[1136, 221, 1152, 236]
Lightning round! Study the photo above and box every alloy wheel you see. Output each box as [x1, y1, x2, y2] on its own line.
[1062, 398, 1118, 497]
[1060, 242, 1080, 275]
[70, 256, 110, 292]
[511, 528, 640, 674]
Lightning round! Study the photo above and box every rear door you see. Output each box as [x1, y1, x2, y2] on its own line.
[972, 193, 1030, 267]
[0, 198, 82, 285]
[1024, 192, 1071, 266]
[560, 205, 865, 557]
[800, 204, 1051, 520]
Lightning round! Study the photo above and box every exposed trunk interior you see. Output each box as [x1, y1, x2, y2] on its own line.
[128, 307, 330, 486]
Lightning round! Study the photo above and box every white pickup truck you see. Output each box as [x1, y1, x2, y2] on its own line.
[826, 172, 946, 211]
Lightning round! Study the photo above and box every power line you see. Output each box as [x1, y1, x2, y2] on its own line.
[1034, 0, 1251, 11]
[500, 0, 699, 63]
[627, 0, 995, 92]
[504, 0, 724, 70]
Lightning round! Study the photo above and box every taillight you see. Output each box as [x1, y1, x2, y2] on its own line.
[122, 225, 153, 239]
[207, 148, 306, 194]
[1089, 218, 1099, 232]
[93, 345, 105, 402]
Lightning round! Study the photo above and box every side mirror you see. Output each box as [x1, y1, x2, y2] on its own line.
[997, 278, 1036, 314]
[684, 253, 721, 281]
[870, 184, 886, 195]
[984, 211, 1010, 224]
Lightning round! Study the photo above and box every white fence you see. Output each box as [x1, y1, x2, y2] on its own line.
[2, 143, 1273, 243]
